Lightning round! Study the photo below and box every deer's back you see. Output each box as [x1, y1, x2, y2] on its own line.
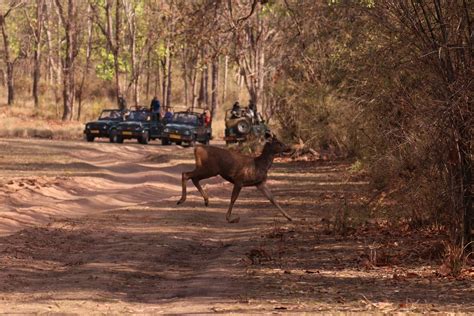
[194, 145, 255, 183]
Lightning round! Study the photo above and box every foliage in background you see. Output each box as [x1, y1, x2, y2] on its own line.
[268, 0, 472, 247]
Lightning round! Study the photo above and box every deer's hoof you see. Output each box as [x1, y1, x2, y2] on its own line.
[204, 200, 209, 207]
[228, 217, 240, 224]
[177, 199, 184, 205]
[286, 216, 293, 221]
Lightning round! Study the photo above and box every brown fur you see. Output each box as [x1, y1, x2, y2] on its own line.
[177, 136, 293, 223]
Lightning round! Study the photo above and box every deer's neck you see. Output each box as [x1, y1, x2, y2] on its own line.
[255, 145, 275, 172]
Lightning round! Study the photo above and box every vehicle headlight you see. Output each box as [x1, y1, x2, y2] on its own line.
[164, 128, 170, 133]
[102, 125, 108, 130]
[85, 124, 90, 129]
[183, 130, 191, 136]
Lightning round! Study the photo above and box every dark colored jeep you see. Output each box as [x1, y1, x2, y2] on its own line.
[112, 108, 164, 144]
[161, 111, 212, 146]
[224, 108, 269, 144]
[84, 109, 124, 142]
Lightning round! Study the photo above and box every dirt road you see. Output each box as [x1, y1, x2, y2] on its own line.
[0, 138, 472, 313]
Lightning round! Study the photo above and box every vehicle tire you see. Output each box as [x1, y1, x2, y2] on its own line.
[236, 119, 251, 134]
[161, 138, 171, 145]
[176, 141, 182, 146]
[138, 131, 149, 144]
[116, 136, 124, 144]
[86, 134, 95, 142]
[109, 129, 118, 143]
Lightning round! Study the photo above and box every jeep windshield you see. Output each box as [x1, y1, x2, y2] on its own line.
[126, 110, 149, 121]
[171, 113, 199, 125]
[99, 110, 122, 120]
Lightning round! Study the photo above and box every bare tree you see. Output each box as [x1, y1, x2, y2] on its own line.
[0, 0, 25, 105]
[226, 0, 276, 113]
[91, 0, 123, 108]
[24, 0, 46, 108]
[123, 0, 160, 107]
[76, 3, 94, 120]
[54, 0, 81, 120]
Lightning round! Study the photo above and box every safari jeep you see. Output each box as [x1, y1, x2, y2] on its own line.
[224, 108, 269, 144]
[84, 109, 124, 142]
[111, 108, 164, 144]
[161, 111, 212, 146]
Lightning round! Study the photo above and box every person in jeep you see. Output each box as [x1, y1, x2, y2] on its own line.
[118, 94, 127, 110]
[203, 110, 212, 127]
[163, 107, 173, 123]
[150, 96, 161, 114]
[231, 101, 241, 118]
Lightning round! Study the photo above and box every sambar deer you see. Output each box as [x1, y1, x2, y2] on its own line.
[177, 134, 293, 223]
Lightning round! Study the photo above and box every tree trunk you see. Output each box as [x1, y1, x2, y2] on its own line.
[166, 52, 172, 109]
[222, 55, 228, 106]
[182, 47, 189, 107]
[1, 23, 15, 105]
[44, 5, 54, 85]
[77, 3, 93, 121]
[32, 50, 41, 108]
[32, 0, 45, 109]
[145, 47, 151, 101]
[6, 63, 14, 105]
[205, 63, 209, 107]
[198, 47, 209, 107]
[211, 57, 219, 117]
[154, 60, 161, 99]
[161, 57, 168, 108]
[124, 1, 139, 107]
[460, 133, 473, 249]
[131, 38, 138, 106]
[134, 72, 140, 107]
[191, 65, 198, 111]
[113, 0, 122, 107]
[55, 0, 77, 121]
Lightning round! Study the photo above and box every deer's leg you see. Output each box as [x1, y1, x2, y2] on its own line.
[192, 178, 209, 206]
[177, 172, 191, 205]
[256, 182, 293, 221]
[226, 184, 242, 223]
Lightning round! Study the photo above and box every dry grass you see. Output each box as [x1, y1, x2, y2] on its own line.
[0, 105, 84, 140]
[439, 242, 472, 277]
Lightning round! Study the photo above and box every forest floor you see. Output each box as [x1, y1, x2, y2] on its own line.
[0, 138, 472, 314]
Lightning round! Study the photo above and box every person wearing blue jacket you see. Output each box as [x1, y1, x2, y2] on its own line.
[150, 96, 161, 114]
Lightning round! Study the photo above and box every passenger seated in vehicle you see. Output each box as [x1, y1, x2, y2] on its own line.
[231, 101, 241, 118]
[244, 108, 254, 119]
[164, 107, 173, 123]
[122, 110, 130, 120]
[203, 110, 211, 127]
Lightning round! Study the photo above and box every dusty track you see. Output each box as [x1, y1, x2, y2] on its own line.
[0, 138, 472, 313]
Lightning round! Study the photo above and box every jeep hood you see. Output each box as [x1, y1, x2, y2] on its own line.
[165, 123, 196, 131]
[87, 120, 115, 125]
[118, 121, 144, 127]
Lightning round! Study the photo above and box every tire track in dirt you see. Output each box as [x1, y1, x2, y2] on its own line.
[0, 138, 222, 236]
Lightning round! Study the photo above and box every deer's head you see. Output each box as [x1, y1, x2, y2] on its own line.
[264, 132, 291, 155]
